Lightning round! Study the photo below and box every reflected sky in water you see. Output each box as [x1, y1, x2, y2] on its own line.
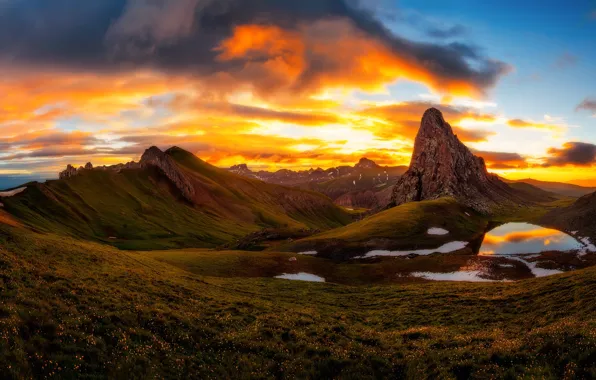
[479, 223, 583, 255]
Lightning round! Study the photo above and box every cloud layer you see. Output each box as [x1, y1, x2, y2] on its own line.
[0, 0, 510, 97]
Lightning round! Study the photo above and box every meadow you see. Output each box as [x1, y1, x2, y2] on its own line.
[1, 223, 595, 378]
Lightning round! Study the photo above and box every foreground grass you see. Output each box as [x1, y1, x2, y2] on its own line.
[1, 224, 596, 378]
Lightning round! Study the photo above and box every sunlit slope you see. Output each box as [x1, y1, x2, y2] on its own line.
[283, 198, 489, 257]
[2, 147, 350, 249]
[1, 224, 596, 378]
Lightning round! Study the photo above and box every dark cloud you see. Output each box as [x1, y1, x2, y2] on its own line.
[576, 98, 596, 115]
[473, 150, 528, 169]
[0, 0, 509, 95]
[545, 142, 596, 167]
[394, 10, 467, 39]
[426, 25, 467, 39]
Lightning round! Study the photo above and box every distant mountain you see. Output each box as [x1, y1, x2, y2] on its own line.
[390, 108, 549, 213]
[1, 146, 350, 249]
[228, 158, 407, 210]
[506, 178, 596, 198]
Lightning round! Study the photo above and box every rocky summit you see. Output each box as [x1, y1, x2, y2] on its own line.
[140, 146, 196, 203]
[390, 108, 522, 213]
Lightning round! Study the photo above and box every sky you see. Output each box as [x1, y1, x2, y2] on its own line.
[0, 0, 596, 187]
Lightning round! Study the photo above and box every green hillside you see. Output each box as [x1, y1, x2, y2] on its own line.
[1, 147, 350, 250]
[283, 198, 489, 257]
[1, 223, 596, 378]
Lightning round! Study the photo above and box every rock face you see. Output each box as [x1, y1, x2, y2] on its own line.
[229, 164, 253, 177]
[140, 146, 196, 203]
[390, 108, 519, 213]
[59, 165, 78, 180]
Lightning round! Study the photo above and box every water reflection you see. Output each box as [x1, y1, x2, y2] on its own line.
[479, 223, 583, 255]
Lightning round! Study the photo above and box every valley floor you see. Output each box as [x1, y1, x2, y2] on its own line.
[1, 224, 596, 379]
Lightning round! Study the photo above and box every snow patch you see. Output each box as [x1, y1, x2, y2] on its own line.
[297, 251, 317, 256]
[503, 256, 563, 278]
[578, 237, 596, 256]
[275, 273, 325, 283]
[358, 241, 468, 258]
[427, 227, 449, 236]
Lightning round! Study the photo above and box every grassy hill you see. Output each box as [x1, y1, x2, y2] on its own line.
[1, 223, 596, 378]
[1, 147, 350, 250]
[282, 198, 489, 258]
[543, 191, 596, 240]
[282, 195, 575, 258]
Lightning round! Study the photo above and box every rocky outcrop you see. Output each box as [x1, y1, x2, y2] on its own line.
[140, 146, 196, 203]
[390, 108, 521, 213]
[229, 164, 255, 178]
[59, 165, 78, 180]
[354, 157, 380, 169]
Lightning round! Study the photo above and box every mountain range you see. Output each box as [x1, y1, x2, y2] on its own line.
[228, 158, 407, 209]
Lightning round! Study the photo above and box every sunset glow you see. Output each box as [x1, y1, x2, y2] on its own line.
[0, 1, 595, 185]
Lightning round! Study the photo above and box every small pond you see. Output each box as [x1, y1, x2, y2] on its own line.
[479, 223, 584, 256]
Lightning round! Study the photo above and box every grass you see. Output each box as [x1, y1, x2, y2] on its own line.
[281, 196, 579, 258]
[1, 224, 596, 378]
[282, 198, 489, 257]
[2, 149, 350, 250]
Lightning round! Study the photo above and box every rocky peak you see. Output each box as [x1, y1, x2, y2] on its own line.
[355, 157, 380, 169]
[390, 108, 518, 213]
[140, 146, 196, 203]
[231, 164, 249, 171]
[229, 164, 252, 173]
[59, 165, 78, 180]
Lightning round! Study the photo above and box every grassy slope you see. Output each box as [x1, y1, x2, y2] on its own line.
[1, 224, 596, 378]
[2, 149, 350, 250]
[542, 191, 596, 240]
[282, 194, 577, 257]
[282, 198, 489, 256]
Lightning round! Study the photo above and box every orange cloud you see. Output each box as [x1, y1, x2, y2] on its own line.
[215, 22, 505, 98]
[357, 101, 496, 142]
[507, 118, 562, 131]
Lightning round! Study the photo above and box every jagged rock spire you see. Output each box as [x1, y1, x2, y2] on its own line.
[390, 108, 521, 213]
